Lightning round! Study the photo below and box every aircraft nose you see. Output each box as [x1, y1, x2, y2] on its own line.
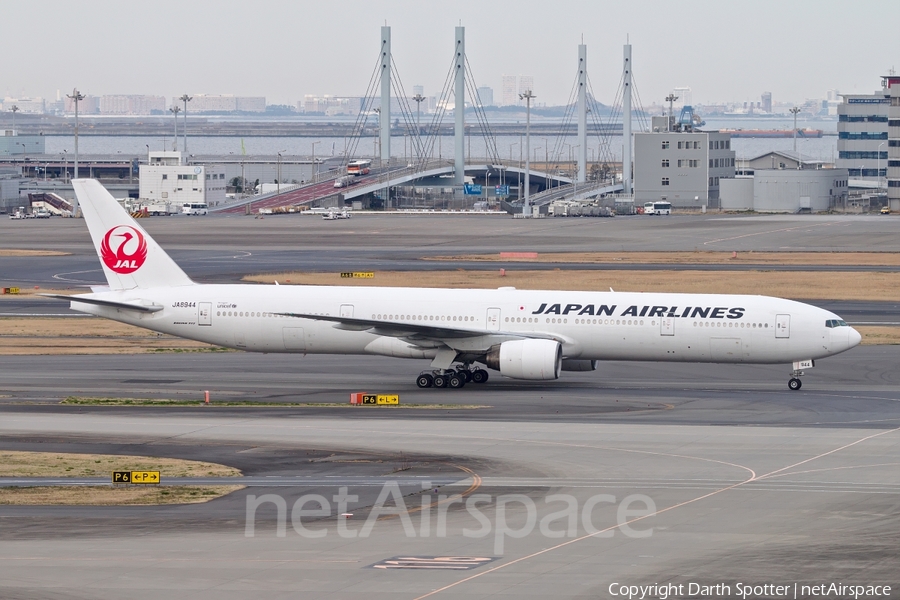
[849, 327, 862, 348]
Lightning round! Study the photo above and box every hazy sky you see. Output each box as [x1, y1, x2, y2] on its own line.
[5, 0, 898, 107]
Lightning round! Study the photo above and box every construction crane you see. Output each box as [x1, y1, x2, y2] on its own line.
[677, 105, 706, 131]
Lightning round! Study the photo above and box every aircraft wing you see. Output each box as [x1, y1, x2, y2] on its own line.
[277, 312, 561, 343]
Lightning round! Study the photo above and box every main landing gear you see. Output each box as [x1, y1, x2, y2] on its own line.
[416, 365, 489, 389]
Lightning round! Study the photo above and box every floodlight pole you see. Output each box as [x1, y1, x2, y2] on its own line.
[179, 94, 192, 154]
[665, 94, 678, 131]
[66, 88, 86, 217]
[790, 107, 801, 152]
[520, 90, 535, 217]
[169, 106, 181, 155]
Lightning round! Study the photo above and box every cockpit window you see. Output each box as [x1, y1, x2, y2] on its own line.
[825, 319, 849, 328]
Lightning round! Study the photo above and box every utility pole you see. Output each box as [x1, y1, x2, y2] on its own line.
[9, 105, 19, 132]
[665, 94, 678, 132]
[311, 141, 320, 183]
[169, 106, 181, 154]
[790, 107, 801, 153]
[277, 151, 285, 195]
[179, 94, 192, 154]
[520, 89, 535, 217]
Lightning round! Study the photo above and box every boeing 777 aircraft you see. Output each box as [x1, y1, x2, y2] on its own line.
[45, 179, 861, 391]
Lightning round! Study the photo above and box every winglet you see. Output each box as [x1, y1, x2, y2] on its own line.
[72, 179, 194, 291]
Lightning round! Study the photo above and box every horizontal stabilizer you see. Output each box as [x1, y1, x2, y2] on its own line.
[39, 294, 163, 313]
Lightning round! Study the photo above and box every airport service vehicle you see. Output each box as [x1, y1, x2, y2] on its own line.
[142, 202, 177, 216]
[346, 160, 371, 176]
[8, 207, 26, 220]
[181, 202, 208, 216]
[322, 209, 351, 220]
[643, 201, 672, 215]
[881, 206, 891, 215]
[46, 179, 862, 391]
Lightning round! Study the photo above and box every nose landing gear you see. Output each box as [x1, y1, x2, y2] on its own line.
[787, 359, 814, 391]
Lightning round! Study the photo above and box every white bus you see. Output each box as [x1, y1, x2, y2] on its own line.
[182, 202, 209, 216]
[643, 201, 672, 215]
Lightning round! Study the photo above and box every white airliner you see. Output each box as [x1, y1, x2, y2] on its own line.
[46, 179, 861, 391]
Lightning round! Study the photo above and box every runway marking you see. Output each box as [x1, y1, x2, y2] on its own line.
[378, 464, 482, 522]
[754, 425, 900, 482]
[411, 425, 900, 599]
[805, 392, 900, 404]
[0, 557, 359, 564]
[51, 269, 105, 284]
[759, 462, 900, 479]
[702, 221, 840, 247]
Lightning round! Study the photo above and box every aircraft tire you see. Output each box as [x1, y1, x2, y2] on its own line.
[447, 374, 465, 389]
[788, 377, 802, 391]
[416, 374, 434, 388]
[471, 369, 489, 384]
[433, 374, 448, 389]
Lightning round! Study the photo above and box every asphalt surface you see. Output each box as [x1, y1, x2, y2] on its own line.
[3, 213, 900, 289]
[1, 351, 899, 598]
[2, 213, 900, 599]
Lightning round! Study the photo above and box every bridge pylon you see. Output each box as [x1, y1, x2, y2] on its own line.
[454, 26, 465, 185]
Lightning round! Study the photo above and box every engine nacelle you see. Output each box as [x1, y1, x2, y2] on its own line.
[561, 359, 598, 372]
[485, 339, 561, 380]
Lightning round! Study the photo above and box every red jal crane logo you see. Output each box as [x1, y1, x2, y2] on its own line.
[100, 226, 148, 274]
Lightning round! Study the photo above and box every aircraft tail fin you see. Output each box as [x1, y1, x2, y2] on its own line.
[72, 179, 194, 291]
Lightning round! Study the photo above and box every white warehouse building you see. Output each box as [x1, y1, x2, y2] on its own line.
[720, 168, 849, 213]
[139, 152, 227, 208]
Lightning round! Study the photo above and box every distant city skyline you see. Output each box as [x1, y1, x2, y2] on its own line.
[3, 0, 898, 109]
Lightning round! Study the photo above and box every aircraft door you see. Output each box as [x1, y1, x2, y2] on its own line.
[340, 304, 354, 318]
[660, 316, 675, 336]
[283, 327, 306, 351]
[775, 314, 790, 338]
[486, 308, 501, 331]
[198, 302, 212, 326]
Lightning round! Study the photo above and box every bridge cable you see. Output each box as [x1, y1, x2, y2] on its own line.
[463, 55, 501, 165]
[417, 49, 458, 170]
[390, 56, 427, 162]
[342, 47, 386, 166]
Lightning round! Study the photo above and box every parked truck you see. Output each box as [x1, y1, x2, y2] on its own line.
[140, 201, 179, 216]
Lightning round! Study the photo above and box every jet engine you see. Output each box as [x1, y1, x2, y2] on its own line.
[485, 339, 562, 380]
